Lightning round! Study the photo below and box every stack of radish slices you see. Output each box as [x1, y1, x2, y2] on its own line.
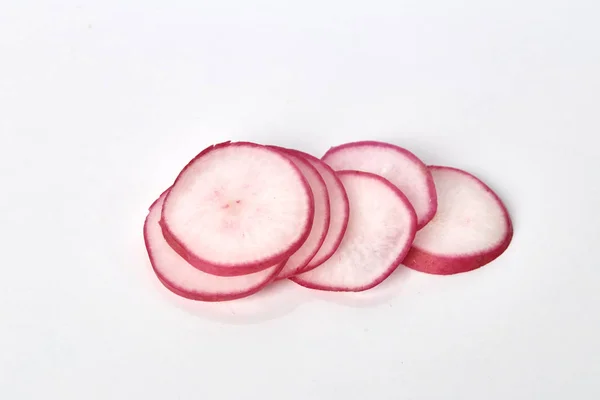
[144, 141, 513, 301]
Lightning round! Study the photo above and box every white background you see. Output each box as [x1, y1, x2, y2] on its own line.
[1, 1, 599, 399]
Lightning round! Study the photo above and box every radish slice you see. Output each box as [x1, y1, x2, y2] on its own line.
[295, 151, 350, 272]
[145, 192, 284, 301]
[268, 147, 331, 279]
[403, 166, 513, 275]
[322, 141, 437, 229]
[292, 171, 417, 292]
[161, 142, 314, 276]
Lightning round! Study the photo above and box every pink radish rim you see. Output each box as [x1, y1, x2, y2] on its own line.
[403, 165, 513, 275]
[322, 140, 437, 229]
[293, 150, 350, 272]
[160, 141, 315, 276]
[291, 170, 417, 292]
[267, 146, 331, 279]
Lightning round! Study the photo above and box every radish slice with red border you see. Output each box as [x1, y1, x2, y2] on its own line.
[267, 146, 330, 279]
[292, 171, 417, 292]
[145, 192, 284, 301]
[322, 141, 437, 229]
[294, 150, 350, 272]
[403, 166, 513, 275]
[161, 142, 314, 276]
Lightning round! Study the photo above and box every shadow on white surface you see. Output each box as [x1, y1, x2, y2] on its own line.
[305, 265, 412, 308]
[151, 277, 308, 325]
[146, 261, 412, 323]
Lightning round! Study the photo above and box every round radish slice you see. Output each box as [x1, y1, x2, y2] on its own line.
[268, 147, 331, 279]
[292, 171, 417, 292]
[295, 151, 350, 272]
[145, 192, 284, 302]
[161, 142, 314, 276]
[322, 141, 437, 229]
[403, 166, 513, 275]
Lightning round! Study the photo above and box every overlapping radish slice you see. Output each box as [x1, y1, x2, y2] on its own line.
[295, 151, 350, 272]
[403, 166, 513, 275]
[292, 171, 417, 292]
[161, 142, 314, 276]
[322, 141, 437, 229]
[268, 147, 330, 279]
[145, 192, 284, 301]
[143, 139, 515, 303]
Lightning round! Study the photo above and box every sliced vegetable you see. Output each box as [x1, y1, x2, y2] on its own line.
[161, 142, 314, 276]
[292, 171, 417, 292]
[403, 166, 513, 275]
[145, 192, 284, 301]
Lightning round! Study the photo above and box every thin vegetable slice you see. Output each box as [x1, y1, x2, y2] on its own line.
[268, 146, 330, 279]
[145, 192, 284, 301]
[322, 141, 436, 229]
[292, 171, 417, 292]
[295, 150, 350, 272]
[403, 166, 513, 275]
[161, 142, 314, 276]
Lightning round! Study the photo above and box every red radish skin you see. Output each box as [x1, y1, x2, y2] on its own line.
[268, 147, 331, 279]
[293, 150, 350, 272]
[161, 142, 314, 276]
[403, 166, 513, 275]
[322, 141, 437, 229]
[292, 171, 417, 292]
[145, 192, 284, 301]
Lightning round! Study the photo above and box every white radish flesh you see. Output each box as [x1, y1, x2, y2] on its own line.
[322, 141, 437, 229]
[403, 166, 513, 275]
[296, 150, 350, 272]
[161, 142, 314, 276]
[145, 192, 283, 301]
[268, 147, 330, 279]
[292, 171, 417, 292]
